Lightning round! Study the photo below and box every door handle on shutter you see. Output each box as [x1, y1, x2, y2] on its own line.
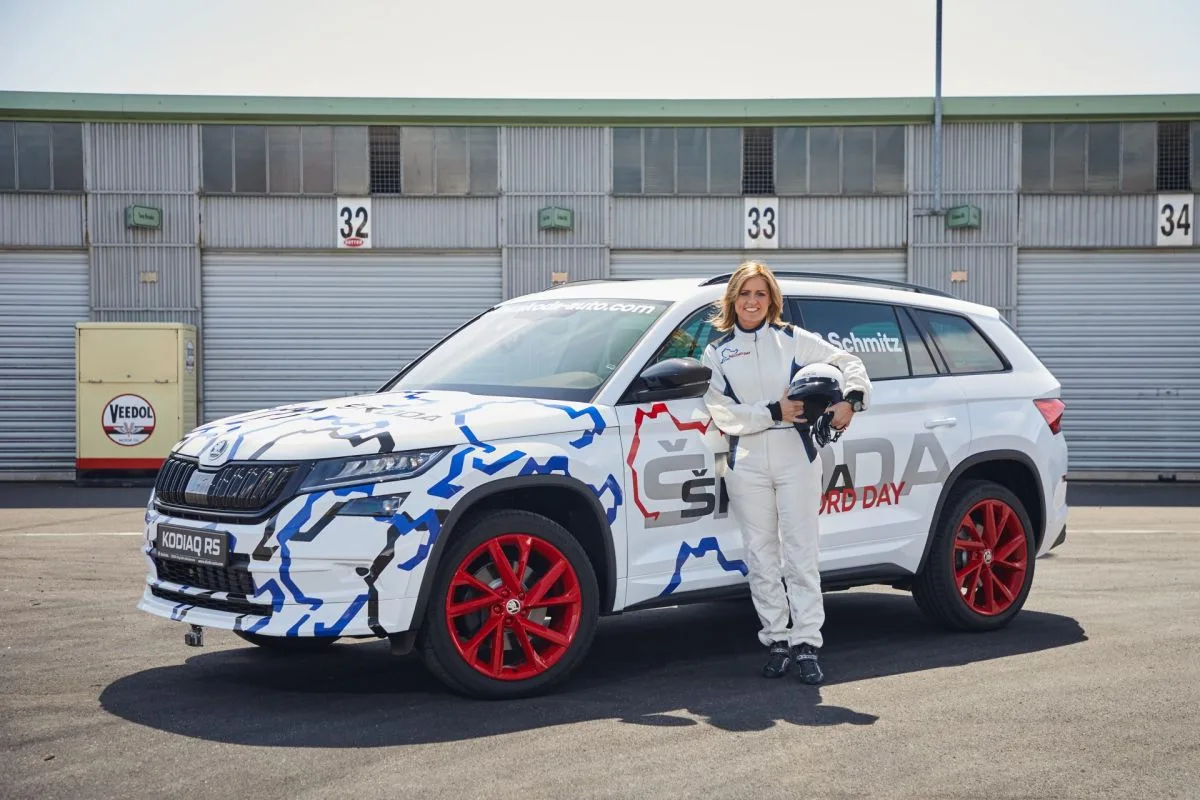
[924, 417, 957, 429]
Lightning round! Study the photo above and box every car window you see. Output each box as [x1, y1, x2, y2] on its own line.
[897, 306, 940, 376]
[792, 299, 910, 380]
[914, 309, 1007, 374]
[651, 305, 723, 364]
[650, 298, 803, 366]
[385, 297, 671, 401]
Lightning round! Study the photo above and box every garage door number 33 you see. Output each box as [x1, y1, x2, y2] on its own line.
[337, 198, 372, 249]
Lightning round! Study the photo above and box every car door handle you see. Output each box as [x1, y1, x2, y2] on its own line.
[924, 417, 957, 429]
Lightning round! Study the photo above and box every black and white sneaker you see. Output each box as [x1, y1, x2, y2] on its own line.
[761, 641, 792, 678]
[792, 643, 824, 685]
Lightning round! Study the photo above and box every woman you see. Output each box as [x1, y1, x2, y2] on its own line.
[701, 261, 871, 684]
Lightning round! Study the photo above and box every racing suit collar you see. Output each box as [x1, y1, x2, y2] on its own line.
[735, 319, 768, 335]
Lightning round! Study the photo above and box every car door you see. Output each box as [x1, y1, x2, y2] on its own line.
[615, 302, 797, 608]
[790, 297, 974, 574]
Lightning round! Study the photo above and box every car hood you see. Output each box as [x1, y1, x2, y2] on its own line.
[172, 389, 610, 467]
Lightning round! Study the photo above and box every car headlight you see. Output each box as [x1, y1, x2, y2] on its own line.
[300, 448, 448, 491]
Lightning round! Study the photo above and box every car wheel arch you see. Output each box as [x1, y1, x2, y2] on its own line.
[916, 449, 1046, 574]
[410, 473, 618, 629]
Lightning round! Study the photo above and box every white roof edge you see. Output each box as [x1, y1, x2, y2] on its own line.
[504, 277, 1001, 317]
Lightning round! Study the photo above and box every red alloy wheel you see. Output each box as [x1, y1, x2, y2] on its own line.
[443, 533, 583, 681]
[952, 499, 1030, 616]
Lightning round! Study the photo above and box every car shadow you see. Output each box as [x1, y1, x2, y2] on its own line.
[99, 591, 1087, 746]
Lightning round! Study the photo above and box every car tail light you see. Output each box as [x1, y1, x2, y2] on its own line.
[1035, 398, 1065, 435]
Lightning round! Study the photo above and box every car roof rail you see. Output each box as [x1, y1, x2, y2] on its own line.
[699, 270, 955, 298]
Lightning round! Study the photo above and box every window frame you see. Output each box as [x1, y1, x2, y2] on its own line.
[908, 307, 1012, 377]
[1019, 120, 1177, 194]
[788, 297, 920, 382]
[366, 125, 500, 197]
[611, 126, 745, 197]
[0, 121, 86, 194]
[200, 123, 348, 196]
[771, 125, 907, 197]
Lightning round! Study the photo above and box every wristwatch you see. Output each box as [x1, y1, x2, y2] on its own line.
[846, 391, 866, 413]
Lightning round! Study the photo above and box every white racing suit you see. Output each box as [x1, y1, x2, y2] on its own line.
[702, 321, 872, 649]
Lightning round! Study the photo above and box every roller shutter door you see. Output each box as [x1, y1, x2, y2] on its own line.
[610, 250, 907, 283]
[0, 252, 90, 476]
[201, 252, 503, 423]
[1017, 250, 1200, 475]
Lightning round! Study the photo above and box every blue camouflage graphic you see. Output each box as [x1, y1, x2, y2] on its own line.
[139, 390, 627, 639]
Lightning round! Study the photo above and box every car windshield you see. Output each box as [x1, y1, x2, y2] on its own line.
[383, 297, 672, 401]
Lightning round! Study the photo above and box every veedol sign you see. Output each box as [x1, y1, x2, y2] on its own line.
[103, 394, 156, 447]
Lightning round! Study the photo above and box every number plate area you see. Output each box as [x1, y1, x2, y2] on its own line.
[155, 524, 229, 567]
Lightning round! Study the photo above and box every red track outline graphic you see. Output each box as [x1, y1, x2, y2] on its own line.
[626, 403, 716, 521]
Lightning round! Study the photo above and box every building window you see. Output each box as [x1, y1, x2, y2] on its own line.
[1157, 121, 1192, 192]
[201, 125, 367, 195]
[1020, 122, 1159, 193]
[742, 128, 774, 195]
[0, 121, 84, 192]
[367, 126, 498, 195]
[612, 127, 742, 195]
[772, 125, 905, 195]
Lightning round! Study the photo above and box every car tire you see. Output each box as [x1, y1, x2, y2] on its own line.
[912, 479, 1037, 632]
[421, 509, 600, 700]
[234, 630, 341, 652]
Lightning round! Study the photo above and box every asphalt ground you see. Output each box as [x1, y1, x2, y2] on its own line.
[1, 482, 1197, 800]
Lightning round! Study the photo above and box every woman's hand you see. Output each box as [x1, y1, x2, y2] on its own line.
[828, 401, 854, 431]
[778, 397, 807, 423]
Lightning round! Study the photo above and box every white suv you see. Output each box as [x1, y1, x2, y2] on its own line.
[138, 271, 1069, 699]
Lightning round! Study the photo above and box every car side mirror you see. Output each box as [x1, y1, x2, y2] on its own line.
[623, 357, 712, 403]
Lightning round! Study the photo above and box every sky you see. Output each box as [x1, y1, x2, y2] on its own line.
[1, 0, 1198, 100]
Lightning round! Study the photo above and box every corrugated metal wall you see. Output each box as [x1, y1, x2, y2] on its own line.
[609, 250, 907, 282]
[506, 246, 608, 299]
[1017, 250, 1200, 476]
[200, 252, 503, 421]
[0, 252, 90, 476]
[87, 123, 201, 329]
[505, 127, 609, 194]
[90, 248, 200, 327]
[372, 198, 499, 249]
[613, 198, 741, 249]
[1018, 195, 1165, 248]
[502, 127, 611, 298]
[89, 123, 195, 192]
[779, 197, 907, 249]
[201, 196, 500, 249]
[612, 197, 906, 250]
[908, 123, 1019, 314]
[0, 195, 86, 247]
[910, 123, 1018, 192]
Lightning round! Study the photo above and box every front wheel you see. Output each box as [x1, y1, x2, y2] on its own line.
[421, 510, 600, 699]
[913, 480, 1036, 632]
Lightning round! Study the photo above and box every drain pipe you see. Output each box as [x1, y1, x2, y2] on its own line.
[933, 0, 944, 214]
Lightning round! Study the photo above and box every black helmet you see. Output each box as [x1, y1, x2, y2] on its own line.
[787, 364, 845, 448]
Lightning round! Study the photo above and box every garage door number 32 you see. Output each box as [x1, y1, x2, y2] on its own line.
[337, 198, 372, 249]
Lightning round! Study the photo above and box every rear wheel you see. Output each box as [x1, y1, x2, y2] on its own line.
[421, 510, 599, 699]
[913, 480, 1036, 631]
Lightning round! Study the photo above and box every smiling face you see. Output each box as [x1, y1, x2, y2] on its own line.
[713, 261, 784, 332]
[736, 276, 771, 330]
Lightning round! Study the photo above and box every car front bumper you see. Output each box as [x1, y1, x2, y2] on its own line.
[137, 486, 444, 639]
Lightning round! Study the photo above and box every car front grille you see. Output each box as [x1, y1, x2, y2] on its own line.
[153, 553, 257, 596]
[154, 456, 300, 517]
[151, 586, 272, 617]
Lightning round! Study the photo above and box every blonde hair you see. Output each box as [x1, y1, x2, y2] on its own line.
[710, 260, 785, 332]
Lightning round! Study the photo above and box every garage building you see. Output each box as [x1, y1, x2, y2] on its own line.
[0, 92, 1197, 481]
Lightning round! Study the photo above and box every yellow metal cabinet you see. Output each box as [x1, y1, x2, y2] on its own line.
[76, 323, 198, 474]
